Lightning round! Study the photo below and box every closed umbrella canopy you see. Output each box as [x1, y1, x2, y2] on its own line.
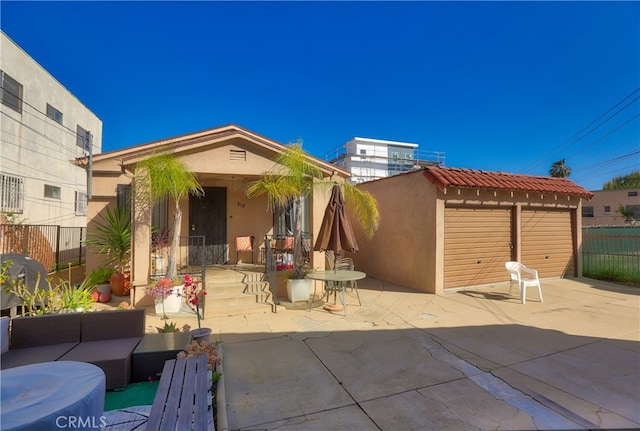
[1, 254, 50, 310]
[314, 184, 359, 265]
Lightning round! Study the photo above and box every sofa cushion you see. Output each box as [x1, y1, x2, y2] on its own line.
[81, 309, 145, 342]
[59, 337, 142, 390]
[0, 343, 78, 370]
[10, 313, 82, 348]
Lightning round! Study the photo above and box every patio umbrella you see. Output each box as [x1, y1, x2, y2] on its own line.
[1, 254, 50, 310]
[314, 183, 359, 270]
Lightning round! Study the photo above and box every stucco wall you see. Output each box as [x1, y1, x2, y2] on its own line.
[352, 171, 439, 293]
[1, 32, 102, 228]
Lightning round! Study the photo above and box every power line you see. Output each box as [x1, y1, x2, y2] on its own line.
[0, 80, 92, 142]
[566, 113, 640, 159]
[521, 87, 640, 174]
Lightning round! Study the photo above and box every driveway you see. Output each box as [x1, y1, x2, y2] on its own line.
[201, 277, 639, 430]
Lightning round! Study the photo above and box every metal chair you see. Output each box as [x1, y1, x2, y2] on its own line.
[505, 261, 543, 304]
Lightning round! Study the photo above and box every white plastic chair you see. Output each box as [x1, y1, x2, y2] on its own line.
[505, 261, 543, 304]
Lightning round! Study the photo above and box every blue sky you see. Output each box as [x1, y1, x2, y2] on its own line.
[1, 1, 638, 191]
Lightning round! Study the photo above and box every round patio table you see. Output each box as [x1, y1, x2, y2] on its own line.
[306, 270, 366, 316]
[0, 361, 106, 431]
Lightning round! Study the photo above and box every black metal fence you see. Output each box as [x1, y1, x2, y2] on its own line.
[0, 224, 85, 272]
[582, 226, 640, 285]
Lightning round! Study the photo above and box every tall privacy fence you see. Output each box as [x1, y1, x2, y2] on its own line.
[0, 224, 85, 272]
[582, 226, 640, 285]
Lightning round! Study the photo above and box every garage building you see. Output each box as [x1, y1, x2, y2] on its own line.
[351, 166, 594, 294]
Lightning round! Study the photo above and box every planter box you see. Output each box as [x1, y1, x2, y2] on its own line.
[154, 285, 184, 314]
[286, 279, 311, 302]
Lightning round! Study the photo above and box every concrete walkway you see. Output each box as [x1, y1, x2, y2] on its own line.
[147, 277, 640, 430]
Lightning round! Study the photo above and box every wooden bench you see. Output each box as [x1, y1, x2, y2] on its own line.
[147, 354, 213, 431]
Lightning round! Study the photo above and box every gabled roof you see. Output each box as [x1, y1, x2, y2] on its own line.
[80, 124, 349, 177]
[423, 166, 594, 199]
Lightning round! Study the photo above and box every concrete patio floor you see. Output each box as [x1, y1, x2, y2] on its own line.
[145, 276, 639, 430]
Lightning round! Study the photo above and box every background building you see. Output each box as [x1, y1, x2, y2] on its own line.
[0, 31, 102, 228]
[582, 188, 640, 226]
[326, 137, 445, 184]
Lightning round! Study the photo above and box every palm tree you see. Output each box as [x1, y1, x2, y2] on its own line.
[245, 143, 380, 278]
[135, 152, 204, 280]
[549, 159, 571, 178]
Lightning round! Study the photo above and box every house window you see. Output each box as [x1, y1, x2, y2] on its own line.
[603, 205, 611, 215]
[1, 71, 23, 113]
[75, 191, 87, 215]
[360, 149, 367, 160]
[582, 206, 594, 218]
[76, 125, 90, 151]
[117, 184, 132, 215]
[405, 153, 413, 160]
[628, 191, 638, 197]
[44, 184, 61, 199]
[274, 197, 309, 237]
[0, 173, 24, 213]
[46, 103, 63, 124]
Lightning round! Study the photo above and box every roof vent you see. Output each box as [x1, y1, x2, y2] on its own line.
[230, 150, 246, 161]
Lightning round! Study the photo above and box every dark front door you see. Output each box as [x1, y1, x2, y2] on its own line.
[189, 187, 227, 264]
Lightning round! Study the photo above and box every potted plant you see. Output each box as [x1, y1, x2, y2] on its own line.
[146, 277, 184, 318]
[245, 143, 380, 299]
[134, 153, 203, 280]
[85, 266, 115, 303]
[151, 228, 170, 276]
[182, 274, 211, 342]
[84, 206, 131, 296]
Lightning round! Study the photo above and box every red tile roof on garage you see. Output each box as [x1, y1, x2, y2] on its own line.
[423, 166, 594, 199]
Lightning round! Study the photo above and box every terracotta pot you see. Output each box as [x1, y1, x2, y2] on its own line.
[109, 272, 127, 296]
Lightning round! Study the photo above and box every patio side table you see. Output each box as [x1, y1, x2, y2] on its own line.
[131, 332, 193, 382]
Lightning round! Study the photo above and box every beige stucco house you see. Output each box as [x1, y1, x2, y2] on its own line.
[582, 188, 640, 226]
[81, 124, 349, 304]
[350, 167, 594, 294]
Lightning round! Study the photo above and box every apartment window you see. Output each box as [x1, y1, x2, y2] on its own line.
[582, 206, 594, 218]
[46, 103, 63, 124]
[44, 184, 61, 199]
[603, 205, 611, 214]
[1, 71, 23, 113]
[76, 125, 90, 151]
[628, 191, 638, 197]
[405, 153, 413, 160]
[1, 173, 24, 213]
[75, 191, 87, 215]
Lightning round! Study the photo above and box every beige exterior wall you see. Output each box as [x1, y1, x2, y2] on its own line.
[353, 170, 585, 294]
[352, 171, 439, 293]
[582, 188, 640, 226]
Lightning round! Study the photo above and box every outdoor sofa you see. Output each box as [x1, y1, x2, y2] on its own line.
[0, 308, 145, 390]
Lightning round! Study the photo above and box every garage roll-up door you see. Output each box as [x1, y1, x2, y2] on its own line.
[444, 207, 513, 289]
[521, 209, 575, 278]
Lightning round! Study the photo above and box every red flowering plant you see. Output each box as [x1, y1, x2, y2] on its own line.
[145, 278, 175, 299]
[182, 274, 206, 329]
[146, 277, 181, 319]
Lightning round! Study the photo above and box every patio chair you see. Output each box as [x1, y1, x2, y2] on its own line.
[235, 235, 255, 265]
[505, 261, 543, 304]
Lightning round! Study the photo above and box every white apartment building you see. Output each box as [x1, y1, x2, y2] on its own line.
[327, 137, 445, 184]
[0, 31, 102, 228]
